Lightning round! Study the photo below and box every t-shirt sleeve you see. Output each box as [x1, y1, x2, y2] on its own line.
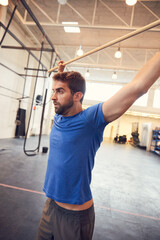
[83, 102, 109, 129]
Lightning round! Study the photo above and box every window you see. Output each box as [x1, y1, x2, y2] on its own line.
[85, 82, 149, 107]
[85, 82, 122, 102]
[153, 89, 160, 108]
[133, 92, 148, 107]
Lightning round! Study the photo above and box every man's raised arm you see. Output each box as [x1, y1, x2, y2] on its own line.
[102, 51, 160, 123]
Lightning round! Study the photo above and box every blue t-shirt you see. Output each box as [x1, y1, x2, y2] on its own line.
[43, 103, 108, 204]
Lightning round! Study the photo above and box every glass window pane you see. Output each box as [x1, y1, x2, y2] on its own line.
[133, 92, 148, 107]
[153, 89, 160, 108]
[85, 83, 122, 102]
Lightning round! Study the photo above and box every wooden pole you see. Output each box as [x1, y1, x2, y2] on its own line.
[48, 19, 160, 73]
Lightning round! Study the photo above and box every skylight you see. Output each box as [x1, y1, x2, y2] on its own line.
[62, 22, 80, 33]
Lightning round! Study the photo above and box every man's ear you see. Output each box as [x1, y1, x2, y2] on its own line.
[74, 92, 83, 102]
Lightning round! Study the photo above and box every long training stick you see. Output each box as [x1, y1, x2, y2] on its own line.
[48, 19, 160, 73]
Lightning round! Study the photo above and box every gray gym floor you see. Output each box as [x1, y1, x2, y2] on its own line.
[0, 136, 160, 240]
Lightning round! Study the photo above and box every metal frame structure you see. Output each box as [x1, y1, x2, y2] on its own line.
[0, 0, 61, 156]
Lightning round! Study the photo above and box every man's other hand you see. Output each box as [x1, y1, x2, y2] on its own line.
[58, 60, 65, 73]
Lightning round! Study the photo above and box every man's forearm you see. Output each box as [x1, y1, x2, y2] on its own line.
[132, 51, 160, 95]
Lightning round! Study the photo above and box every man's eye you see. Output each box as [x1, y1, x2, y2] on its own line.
[59, 90, 64, 94]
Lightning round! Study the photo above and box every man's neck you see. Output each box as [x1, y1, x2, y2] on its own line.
[62, 104, 83, 117]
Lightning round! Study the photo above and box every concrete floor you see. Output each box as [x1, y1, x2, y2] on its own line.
[0, 136, 160, 240]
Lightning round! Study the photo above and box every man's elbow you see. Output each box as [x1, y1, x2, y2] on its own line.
[139, 87, 148, 97]
[134, 82, 149, 98]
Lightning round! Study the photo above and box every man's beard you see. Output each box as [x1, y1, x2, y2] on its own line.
[54, 97, 74, 115]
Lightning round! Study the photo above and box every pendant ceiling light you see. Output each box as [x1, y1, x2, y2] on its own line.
[85, 69, 90, 78]
[0, 0, 8, 6]
[125, 0, 137, 6]
[77, 46, 84, 56]
[112, 71, 117, 80]
[114, 47, 122, 59]
[58, 0, 67, 5]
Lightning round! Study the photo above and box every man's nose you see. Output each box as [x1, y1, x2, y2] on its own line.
[51, 92, 57, 100]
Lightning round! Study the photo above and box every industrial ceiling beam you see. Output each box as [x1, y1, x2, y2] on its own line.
[1, 45, 54, 52]
[24, 22, 160, 32]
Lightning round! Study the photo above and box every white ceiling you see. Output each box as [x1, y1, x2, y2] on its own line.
[8, 0, 160, 88]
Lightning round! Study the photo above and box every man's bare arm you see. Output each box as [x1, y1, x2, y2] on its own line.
[102, 51, 160, 123]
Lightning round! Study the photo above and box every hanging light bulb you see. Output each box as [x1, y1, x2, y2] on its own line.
[58, 0, 67, 5]
[0, 0, 8, 6]
[77, 46, 84, 56]
[114, 47, 122, 59]
[112, 71, 117, 80]
[85, 69, 90, 78]
[125, 0, 137, 6]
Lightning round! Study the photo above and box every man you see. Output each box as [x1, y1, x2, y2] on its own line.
[37, 51, 160, 240]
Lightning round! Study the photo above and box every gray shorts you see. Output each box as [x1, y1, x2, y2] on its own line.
[36, 198, 95, 240]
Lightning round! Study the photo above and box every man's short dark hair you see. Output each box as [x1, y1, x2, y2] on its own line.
[53, 71, 86, 103]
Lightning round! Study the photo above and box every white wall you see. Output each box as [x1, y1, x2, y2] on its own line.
[0, 9, 53, 139]
[0, 25, 28, 138]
